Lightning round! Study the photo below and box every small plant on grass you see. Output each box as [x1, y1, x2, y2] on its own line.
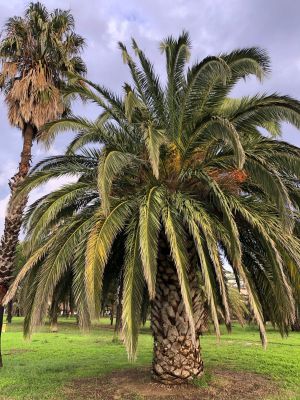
[192, 370, 213, 388]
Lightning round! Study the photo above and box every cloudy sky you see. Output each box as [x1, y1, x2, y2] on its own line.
[1, 0, 300, 233]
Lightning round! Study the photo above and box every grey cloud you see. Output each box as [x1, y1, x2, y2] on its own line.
[1, 0, 300, 230]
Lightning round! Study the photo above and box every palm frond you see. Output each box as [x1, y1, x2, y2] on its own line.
[139, 186, 164, 298]
[122, 219, 144, 360]
[85, 201, 133, 317]
[162, 205, 195, 342]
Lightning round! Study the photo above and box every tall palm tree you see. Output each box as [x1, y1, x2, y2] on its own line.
[0, 2, 86, 365]
[5, 33, 300, 384]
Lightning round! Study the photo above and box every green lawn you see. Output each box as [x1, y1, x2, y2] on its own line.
[0, 318, 299, 399]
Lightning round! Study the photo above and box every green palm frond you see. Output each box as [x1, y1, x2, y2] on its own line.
[85, 201, 133, 317]
[162, 205, 195, 342]
[22, 212, 94, 336]
[72, 251, 91, 331]
[98, 151, 138, 214]
[185, 214, 221, 337]
[122, 219, 144, 360]
[179, 55, 231, 135]
[25, 182, 95, 248]
[160, 31, 191, 134]
[2, 235, 56, 304]
[245, 157, 292, 230]
[39, 116, 111, 148]
[144, 125, 165, 178]
[139, 186, 164, 298]
[221, 47, 270, 83]
[175, 194, 231, 331]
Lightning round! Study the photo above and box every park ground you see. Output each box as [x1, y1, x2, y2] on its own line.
[0, 318, 299, 400]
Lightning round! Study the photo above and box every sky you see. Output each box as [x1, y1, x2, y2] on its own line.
[1, 0, 300, 234]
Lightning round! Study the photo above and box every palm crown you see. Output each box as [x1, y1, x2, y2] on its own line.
[0, 1, 86, 132]
[6, 32, 300, 369]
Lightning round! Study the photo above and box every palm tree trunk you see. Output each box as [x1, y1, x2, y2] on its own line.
[291, 306, 300, 332]
[151, 239, 205, 385]
[50, 313, 58, 333]
[114, 272, 123, 337]
[6, 301, 13, 324]
[291, 320, 300, 331]
[141, 291, 149, 327]
[110, 303, 114, 326]
[0, 305, 4, 368]
[0, 123, 34, 367]
[49, 296, 60, 332]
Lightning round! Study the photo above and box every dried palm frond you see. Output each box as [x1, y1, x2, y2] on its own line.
[0, 1, 86, 132]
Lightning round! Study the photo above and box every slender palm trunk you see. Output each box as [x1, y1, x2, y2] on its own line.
[49, 296, 59, 332]
[63, 302, 68, 317]
[114, 272, 123, 337]
[141, 291, 149, 327]
[291, 306, 300, 332]
[292, 320, 300, 331]
[151, 239, 205, 385]
[115, 299, 122, 334]
[110, 303, 114, 326]
[0, 123, 34, 367]
[0, 305, 4, 368]
[6, 301, 13, 324]
[50, 313, 58, 333]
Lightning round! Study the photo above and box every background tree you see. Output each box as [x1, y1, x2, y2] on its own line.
[0, 2, 86, 366]
[6, 243, 26, 323]
[5, 33, 300, 384]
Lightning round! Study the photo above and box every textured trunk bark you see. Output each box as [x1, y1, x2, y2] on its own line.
[6, 300, 13, 324]
[63, 302, 68, 317]
[114, 274, 123, 336]
[49, 297, 59, 332]
[151, 239, 205, 385]
[110, 303, 114, 326]
[0, 124, 34, 289]
[115, 301, 122, 334]
[0, 123, 34, 367]
[0, 305, 4, 368]
[69, 291, 75, 317]
[292, 320, 300, 331]
[291, 306, 300, 332]
[50, 313, 58, 333]
[141, 292, 149, 327]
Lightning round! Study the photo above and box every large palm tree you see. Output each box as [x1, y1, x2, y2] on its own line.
[0, 2, 86, 364]
[5, 33, 300, 384]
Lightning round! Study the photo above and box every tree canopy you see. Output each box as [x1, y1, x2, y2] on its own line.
[5, 32, 300, 362]
[0, 1, 86, 132]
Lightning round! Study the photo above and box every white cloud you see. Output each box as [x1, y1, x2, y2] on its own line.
[0, 161, 17, 187]
[106, 18, 129, 50]
[0, 194, 10, 221]
[169, 2, 190, 19]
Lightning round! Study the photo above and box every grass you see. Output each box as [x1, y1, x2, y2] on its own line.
[0, 317, 299, 399]
[192, 370, 213, 388]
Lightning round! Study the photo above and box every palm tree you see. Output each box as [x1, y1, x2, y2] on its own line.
[5, 33, 300, 384]
[48, 270, 81, 332]
[0, 2, 86, 365]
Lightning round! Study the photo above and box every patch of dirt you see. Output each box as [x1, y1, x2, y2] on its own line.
[64, 367, 281, 400]
[3, 348, 31, 356]
[93, 324, 115, 333]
